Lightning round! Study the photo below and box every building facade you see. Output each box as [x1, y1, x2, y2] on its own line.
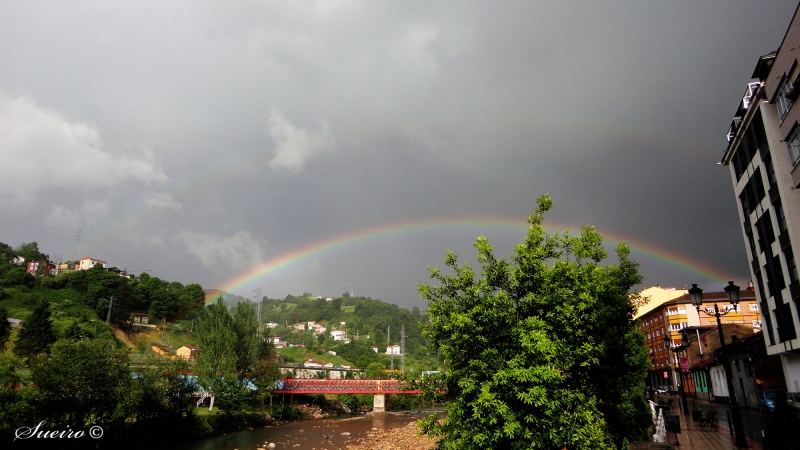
[721, 5, 800, 394]
[636, 288, 760, 392]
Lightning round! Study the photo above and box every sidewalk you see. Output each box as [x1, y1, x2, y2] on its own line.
[648, 396, 764, 449]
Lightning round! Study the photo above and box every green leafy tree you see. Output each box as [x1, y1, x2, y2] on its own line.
[31, 338, 130, 430]
[232, 302, 260, 379]
[62, 320, 87, 340]
[364, 362, 385, 379]
[14, 303, 57, 357]
[178, 283, 206, 316]
[124, 355, 197, 436]
[0, 267, 35, 288]
[417, 195, 650, 449]
[0, 306, 11, 345]
[252, 339, 281, 410]
[14, 242, 48, 264]
[195, 298, 238, 411]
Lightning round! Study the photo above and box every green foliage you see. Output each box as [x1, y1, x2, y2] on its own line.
[364, 362, 386, 379]
[196, 299, 279, 414]
[0, 306, 10, 345]
[14, 242, 48, 264]
[62, 320, 88, 340]
[14, 303, 56, 358]
[0, 267, 34, 288]
[31, 338, 131, 429]
[418, 195, 651, 449]
[195, 299, 238, 411]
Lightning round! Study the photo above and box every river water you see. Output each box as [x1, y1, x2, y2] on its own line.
[179, 411, 440, 450]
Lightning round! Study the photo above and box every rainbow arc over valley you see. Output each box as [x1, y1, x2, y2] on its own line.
[208, 217, 733, 302]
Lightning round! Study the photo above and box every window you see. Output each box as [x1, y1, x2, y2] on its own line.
[777, 76, 795, 120]
[747, 230, 757, 255]
[787, 250, 799, 284]
[776, 201, 788, 234]
[774, 254, 786, 291]
[788, 125, 800, 167]
[759, 211, 775, 246]
[754, 171, 766, 203]
[765, 156, 777, 187]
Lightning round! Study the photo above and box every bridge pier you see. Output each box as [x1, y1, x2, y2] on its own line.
[373, 394, 385, 412]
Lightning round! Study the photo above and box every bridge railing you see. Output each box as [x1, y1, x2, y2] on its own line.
[272, 378, 423, 394]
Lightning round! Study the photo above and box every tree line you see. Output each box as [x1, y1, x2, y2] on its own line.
[0, 241, 286, 447]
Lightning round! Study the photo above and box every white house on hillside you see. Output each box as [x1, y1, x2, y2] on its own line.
[78, 257, 106, 270]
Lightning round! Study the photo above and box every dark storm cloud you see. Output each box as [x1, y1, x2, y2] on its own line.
[1, 1, 797, 307]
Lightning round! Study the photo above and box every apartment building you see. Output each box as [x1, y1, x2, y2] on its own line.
[637, 288, 759, 391]
[721, 4, 800, 393]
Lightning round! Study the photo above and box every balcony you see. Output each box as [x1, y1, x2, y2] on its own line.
[741, 82, 762, 110]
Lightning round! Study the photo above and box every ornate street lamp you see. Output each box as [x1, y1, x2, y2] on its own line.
[668, 336, 691, 415]
[689, 283, 749, 448]
[649, 347, 656, 401]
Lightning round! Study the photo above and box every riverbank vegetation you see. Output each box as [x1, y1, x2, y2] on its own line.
[0, 240, 440, 448]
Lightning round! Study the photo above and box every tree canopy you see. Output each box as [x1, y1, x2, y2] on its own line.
[417, 194, 651, 449]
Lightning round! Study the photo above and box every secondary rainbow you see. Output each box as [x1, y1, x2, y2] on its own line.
[209, 217, 733, 302]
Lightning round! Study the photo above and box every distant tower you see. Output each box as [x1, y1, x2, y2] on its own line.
[70, 231, 82, 269]
[253, 287, 263, 337]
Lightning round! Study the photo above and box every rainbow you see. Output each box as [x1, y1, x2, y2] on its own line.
[78, 113, 721, 267]
[208, 217, 734, 302]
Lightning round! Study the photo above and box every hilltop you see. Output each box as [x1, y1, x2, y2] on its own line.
[203, 290, 439, 372]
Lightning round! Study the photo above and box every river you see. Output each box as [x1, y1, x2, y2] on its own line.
[178, 410, 440, 450]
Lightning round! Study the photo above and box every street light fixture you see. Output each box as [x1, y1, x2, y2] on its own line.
[666, 335, 691, 415]
[649, 347, 656, 401]
[689, 283, 749, 448]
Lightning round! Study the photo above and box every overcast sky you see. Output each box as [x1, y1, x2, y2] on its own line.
[2, 1, 798, 309]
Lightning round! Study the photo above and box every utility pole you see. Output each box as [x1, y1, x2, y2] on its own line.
[105, 296, 114, 324]
[70, 231, 81, 271]
[253, 287, 262, 338]
[400, 324, 406, 373]
[388, 326, 393, 371]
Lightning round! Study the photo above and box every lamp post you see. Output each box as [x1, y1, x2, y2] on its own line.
[666, 336, 691, 415]
[689, 282, 749, 448]
[649, 347, 656, 401]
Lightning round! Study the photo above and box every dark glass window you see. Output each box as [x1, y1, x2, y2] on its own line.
[763, 211, 775, 244]
[777, 76, 794, 120]
[774, 254, 786, 291]
[752, 111, 768, 150]
[754, 171, 766, 202]
[740, 191, 751, 216]
[747, 230, 757, 255]
[765, 156, 777, 187]
[786, 249, 799, 284]
[763, 310, 775, 345]
[776, 201, 788, 234]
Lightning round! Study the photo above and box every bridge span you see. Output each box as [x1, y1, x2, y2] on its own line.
[273, 378, 423, 412]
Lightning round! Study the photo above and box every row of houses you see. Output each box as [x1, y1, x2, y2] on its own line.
[636, 286, 785, 408]
[150, 344, 202, 361]
[15, 255, 129, 277]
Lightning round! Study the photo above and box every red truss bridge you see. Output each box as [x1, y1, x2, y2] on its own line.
[273, 378, 423, 395]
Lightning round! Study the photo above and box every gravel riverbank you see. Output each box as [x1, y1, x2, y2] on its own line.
[345, 421, 438, 450]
